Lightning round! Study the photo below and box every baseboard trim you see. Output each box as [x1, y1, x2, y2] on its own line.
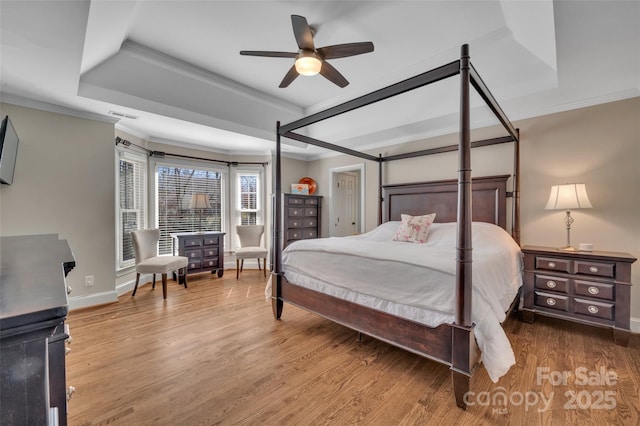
[631, 317, 640, 334]
[68, 291, 118, 311]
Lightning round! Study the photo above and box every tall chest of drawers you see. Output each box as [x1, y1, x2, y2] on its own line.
[521, 245, 636, 346]
[172, 232, 225, 281]
[283, 194, 322, 248]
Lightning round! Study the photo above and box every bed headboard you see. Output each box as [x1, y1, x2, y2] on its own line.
[382, 175, 509, 229]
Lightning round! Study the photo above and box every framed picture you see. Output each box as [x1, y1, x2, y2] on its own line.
[291, 183, 309, 194]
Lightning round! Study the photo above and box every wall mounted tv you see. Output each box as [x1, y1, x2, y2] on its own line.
[0, 115, 19, 185]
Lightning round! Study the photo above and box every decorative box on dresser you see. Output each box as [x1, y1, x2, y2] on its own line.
[521, 245, 636, 346]
[283, 194, 322, 248]
[172, 231, 225, 281]
[1, 234, 76, 426]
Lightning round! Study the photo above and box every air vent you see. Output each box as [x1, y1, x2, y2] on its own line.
[108, 110, 139, 119]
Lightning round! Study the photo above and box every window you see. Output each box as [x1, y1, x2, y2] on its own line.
[238, 172, 260, 225]
[116, 150, 147, 270]
[156, 163, 225, 254]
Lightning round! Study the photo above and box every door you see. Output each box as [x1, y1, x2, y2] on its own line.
[333, 172, 357, 236]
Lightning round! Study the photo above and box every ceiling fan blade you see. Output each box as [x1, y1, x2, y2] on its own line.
[239, 50, 297, 58]
[291, 15, 315, 51]
[317, 42, 374, 59]
[279, 65, 299, 88]
[319, 61, 349, 88]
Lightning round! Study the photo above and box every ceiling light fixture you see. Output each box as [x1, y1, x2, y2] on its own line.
[295, 51, 322, 76]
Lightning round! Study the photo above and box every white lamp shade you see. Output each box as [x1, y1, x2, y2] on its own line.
[189, 194, 211, 209]
[545, 183, 592, 210]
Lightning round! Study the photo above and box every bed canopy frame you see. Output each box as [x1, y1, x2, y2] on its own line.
[271, 44, 520, 409]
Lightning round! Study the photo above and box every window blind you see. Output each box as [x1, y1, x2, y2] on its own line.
[117, 150, 147, 269]
[156, 164, 224, 254]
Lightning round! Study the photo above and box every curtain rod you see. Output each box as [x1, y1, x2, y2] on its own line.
[115, 137, 267, 167]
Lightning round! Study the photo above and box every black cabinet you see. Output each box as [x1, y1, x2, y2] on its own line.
[0, 234, 76, 426]
[172, 232, 225, 281]
[283, 194, 322, 248]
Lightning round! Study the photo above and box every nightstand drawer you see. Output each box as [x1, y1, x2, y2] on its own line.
[183, 238, 203, 248]
[287, 197, 304, 205]
[536, 256, 571, 273]
[574, 280, 614, 301]
[574, 298, 614, 320]
[535, 291, 570, 312]
[575, 260, 614, 278]
[186, 249, 202, 259]
[188, 259, 202, 270]
[534, 274, 570, 294]
[203, 236, 220, 246]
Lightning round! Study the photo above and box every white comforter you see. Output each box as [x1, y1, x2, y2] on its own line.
[279, 221, 523, 382]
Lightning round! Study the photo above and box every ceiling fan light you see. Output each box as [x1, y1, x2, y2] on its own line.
[295, 55, 322, 76]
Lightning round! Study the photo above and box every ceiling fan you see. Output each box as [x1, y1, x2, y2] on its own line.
[240, 15, 374, 88]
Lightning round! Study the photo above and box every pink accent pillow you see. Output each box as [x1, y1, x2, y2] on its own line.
[393, 213, 436, 243]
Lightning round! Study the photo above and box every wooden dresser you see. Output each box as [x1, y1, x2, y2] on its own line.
[0, 234, 76, 426]
[283, 194, 322, 248]
[521, 245, 636, 346]
[172, 231, 225, 281]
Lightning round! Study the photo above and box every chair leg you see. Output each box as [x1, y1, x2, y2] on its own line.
[152, 273, 156, 289]
[241, 259, 244, 272]
[258, 259, 262, 271]
[236, 259, 240, 279]
[161, 273, 168, 299]
[263, 258, 267, 277]
[132, 273, 141, 297]
[182, 267, 188, 288]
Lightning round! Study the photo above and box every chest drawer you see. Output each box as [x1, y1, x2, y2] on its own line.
[574, 280, 614, 301]
[574, 298, 614, 321]
[534, 274, 570, 294]
[575, 260, 614, 278]
[304, 208, 318, 217]
[288, 207, 304, 217]
[535, 256, 571, 273]
[185, 249, 202, 259]
[535, 291, 570, 312]
[204, 235, 220, 246]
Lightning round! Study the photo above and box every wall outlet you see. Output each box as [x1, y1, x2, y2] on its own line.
[84, 275, 94, 287]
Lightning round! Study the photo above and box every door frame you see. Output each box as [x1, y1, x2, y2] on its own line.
[329, 163, 365, 236]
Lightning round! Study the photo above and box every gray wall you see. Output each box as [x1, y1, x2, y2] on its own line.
[0, 103, 116, 304]
[303, 97, 640, 328]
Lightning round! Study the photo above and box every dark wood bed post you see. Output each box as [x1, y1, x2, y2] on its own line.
[451, 43, 475, 410]
[378, 154, 383, 226]
[512, 129, 521, 244]
[272, 121, 283, 319]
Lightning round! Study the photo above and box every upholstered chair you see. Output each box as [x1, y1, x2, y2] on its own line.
[131, 229, 189, 299]
[235, 225, 268, 279]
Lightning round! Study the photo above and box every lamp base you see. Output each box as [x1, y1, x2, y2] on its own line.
[557, 245, 579, 251]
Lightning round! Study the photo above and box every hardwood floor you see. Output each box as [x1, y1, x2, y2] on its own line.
[66, 271, 640, 425]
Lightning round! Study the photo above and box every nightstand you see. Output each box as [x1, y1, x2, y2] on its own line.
[171, 232, 225, 282]
[522, 245, 636, 346]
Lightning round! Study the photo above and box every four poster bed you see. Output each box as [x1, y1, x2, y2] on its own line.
[270, 45, 521, 409]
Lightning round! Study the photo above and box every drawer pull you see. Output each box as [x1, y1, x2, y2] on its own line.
[588, 286, 600, 295]
[589, 266, 599, 273]
[190, 263, 196, 268]
[190, 253, 196, 258]
[546, 298, 556, 306]
[588, 305, 599, 314]
[293, 222, 299, 226]
[293, 211, 299, 215]
[548, 262, 556, 268]
[546, 280, 557, 289]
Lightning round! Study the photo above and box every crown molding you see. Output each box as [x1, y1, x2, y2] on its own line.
[1, 93, 119, 124]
